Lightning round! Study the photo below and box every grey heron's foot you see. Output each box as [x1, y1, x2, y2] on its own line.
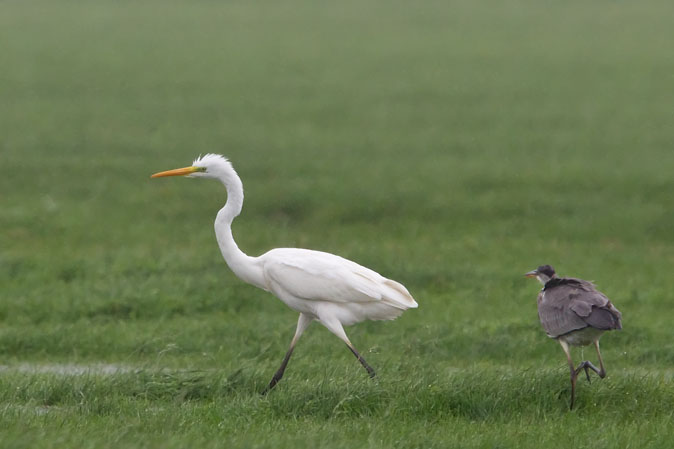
[575, 361, 602, 383]
[573, 362, 591, 383]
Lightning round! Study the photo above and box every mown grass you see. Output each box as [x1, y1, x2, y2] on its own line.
[1, 0, 673, 447]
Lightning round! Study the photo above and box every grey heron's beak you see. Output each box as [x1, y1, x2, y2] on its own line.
[524, 270, 538, 278]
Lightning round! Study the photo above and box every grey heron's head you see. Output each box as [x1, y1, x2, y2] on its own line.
[525, 264, 556, 285]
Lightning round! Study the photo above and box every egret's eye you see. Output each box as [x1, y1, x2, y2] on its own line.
[195, 167, 207, 172]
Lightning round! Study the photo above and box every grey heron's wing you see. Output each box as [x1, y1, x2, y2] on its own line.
[538, 278, 622, 338]
[537, 286, 588, 338]
[566, 281, 622, 330]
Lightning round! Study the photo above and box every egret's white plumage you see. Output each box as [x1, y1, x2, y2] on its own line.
[152, 154, 417, 391]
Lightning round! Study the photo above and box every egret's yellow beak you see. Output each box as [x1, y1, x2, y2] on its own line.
[151, 166, 201, 178]
[524, 270, 538, 278]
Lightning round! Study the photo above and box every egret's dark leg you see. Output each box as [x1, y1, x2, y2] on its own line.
[262, 313, 312, 394]
[264, 345, 295, 394]
[321, 317, 377, 378]
[346, 343, 376, 378]
[559, 340, 578, 410]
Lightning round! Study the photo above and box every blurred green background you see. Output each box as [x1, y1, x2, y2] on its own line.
[1, 1, 673, 448]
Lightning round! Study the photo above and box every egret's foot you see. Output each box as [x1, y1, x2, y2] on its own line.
[261, 374, 282, 395]
[346, 344, 376, 378]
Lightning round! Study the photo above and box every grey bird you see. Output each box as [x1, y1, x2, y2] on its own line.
[525, 265, 622, 409]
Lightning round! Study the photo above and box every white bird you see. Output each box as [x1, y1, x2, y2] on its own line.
[151, 154, 418, 392]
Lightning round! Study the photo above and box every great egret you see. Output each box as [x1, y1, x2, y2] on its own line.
[152, 154, 418, 392]
[525, 265, 622, 409]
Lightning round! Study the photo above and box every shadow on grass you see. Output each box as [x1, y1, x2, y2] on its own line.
[1, 365, 672, 421]
[261, 367, 674, 421]
[0, 367, 255, 407]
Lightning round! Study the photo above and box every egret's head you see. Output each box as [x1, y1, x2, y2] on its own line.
[151, 154, 234, 180]
[525, 264, 556, 285]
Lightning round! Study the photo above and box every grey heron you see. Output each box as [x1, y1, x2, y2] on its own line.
[525, 264, 622, 409]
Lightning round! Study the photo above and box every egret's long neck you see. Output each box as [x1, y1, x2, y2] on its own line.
[213, 169, 266, 289]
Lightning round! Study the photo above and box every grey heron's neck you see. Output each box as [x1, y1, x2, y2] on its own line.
[213, 174, 265, 289]
[537, 273, 556, 286]
[541, 275, 560, 290]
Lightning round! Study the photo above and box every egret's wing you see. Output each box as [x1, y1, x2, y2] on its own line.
[261, 248, 417, 309]
[538, 278, 622, 338]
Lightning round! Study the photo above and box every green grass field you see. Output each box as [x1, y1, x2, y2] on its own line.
[2, 0, 674, 447]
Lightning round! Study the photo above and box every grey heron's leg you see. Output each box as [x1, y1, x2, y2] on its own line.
[593, 340, 607, 378]
[559, 339, 577, 410]
[262, 313, 313, 394]
[321, 318, 376, 378]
